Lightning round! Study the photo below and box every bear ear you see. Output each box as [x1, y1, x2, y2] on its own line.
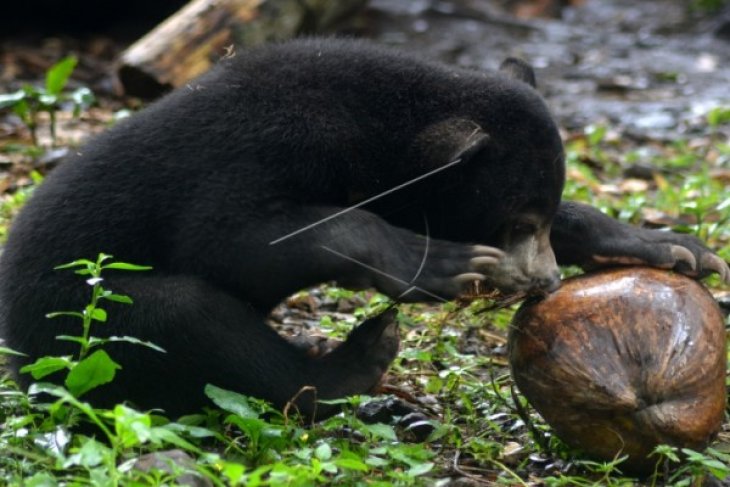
[410, 118, 490, 169]
[499, 57, 537, 88]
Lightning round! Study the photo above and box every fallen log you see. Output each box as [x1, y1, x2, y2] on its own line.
[117, 0, 366, 98]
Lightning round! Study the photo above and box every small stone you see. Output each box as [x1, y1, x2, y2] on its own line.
[399, 412, 435, 442]
[132, 449, 212, 487]
[356, 397, 417, 424]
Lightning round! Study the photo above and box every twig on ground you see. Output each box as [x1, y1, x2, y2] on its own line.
[283, 385, 317, 427]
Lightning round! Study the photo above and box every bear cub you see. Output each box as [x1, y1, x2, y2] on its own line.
[1, 38, 727, 418]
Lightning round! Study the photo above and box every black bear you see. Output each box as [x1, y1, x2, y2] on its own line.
[1, 39, 727, 418]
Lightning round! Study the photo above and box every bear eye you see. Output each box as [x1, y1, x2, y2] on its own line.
[512, 221, 537, 234]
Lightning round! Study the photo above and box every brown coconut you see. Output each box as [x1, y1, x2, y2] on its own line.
[508, 267, 727, 473]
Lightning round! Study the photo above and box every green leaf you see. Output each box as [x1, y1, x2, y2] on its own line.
[101, 292, 133, 304]
[334, 456, 369, 472]
[682, 448, 730, 478]
[0, 345, 27, 357]
[29, 170, 44, 184]
[651, 444, 680, 462]
[21, 84, 40, 97]
[20, 356, 74, 379]
[65, 349, 121, 397]
[149, 427, 200, 452]
[205, 384, 259, 418]
[113, 404, 152, 448]
[55, 259, 94, 270]
[362, 423, 397, 441]
[0, 90, 27, 109]
[38, 93, 58, 106]
[64, 438, 109, 468]
[163, 422, 218, 439]
[387, 444, 434, 465]
[221, 462, 246, 484]
[707, 106, 730, 127]
[100, 335, 166, 353]
[55, 335, 87, 346]
[703, 460, 730, 479]
[27, 382, 111, 438]
[69, 86, 95, 108]
[28, 382, 68, 397]
[406, 462, 434, 477]
[706, 447, 730, 463]
[315, 442, 332, 461]
[86, 306, 107, 322]
[317, 397, 353, 406]
[23, 472, 58, 487]
[585, 124, 607, 145]
[365, 456, 389, 467]
[102, 262, 153, 271]
[424, 422, 450, 442]
[226, 415, 268, 438]
[11, 98, 30, 120]
[45, 56, 77, 95]
[46, 311, 84, 320]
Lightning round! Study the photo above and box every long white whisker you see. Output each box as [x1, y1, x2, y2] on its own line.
[397, 286, 419, 300]
[410, 213, 430, 284]
[269, 157, 463, 245]
[319, 245, 448, 302]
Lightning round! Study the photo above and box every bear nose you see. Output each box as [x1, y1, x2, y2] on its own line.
[532, 272, 562, 293]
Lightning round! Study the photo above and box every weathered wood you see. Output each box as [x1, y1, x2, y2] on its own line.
[117, 0, 366, 98]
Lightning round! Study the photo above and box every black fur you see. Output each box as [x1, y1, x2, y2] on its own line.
[1, 38, 725, 417]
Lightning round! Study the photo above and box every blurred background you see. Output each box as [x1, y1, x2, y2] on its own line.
[1, 0, 729, 138]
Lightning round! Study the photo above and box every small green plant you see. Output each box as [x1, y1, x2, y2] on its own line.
[707, 106, 730, 128]
[0, 254, 213, 485]
[0, 56, 94, 146]
[691, 0, 729, 12]
[0, 169, 44, 240]
[650, 445, 730, 486]
[20, 254, 158, 399]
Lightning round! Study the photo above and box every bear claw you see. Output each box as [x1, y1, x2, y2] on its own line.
[670, 245, 697, 271]
[455, 272, 487, 284]
[472, 245, 506, 259]
[471, 256, 501, 267]
[701, 253, 730, 284]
